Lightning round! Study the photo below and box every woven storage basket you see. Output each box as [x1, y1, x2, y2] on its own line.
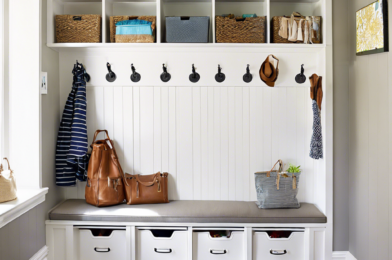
[271, 16, 322, 44]
[254, 160, 301, 209]
[216, 16, 266, 43]
[110, 16, 156, 43]
[56, 15, 101, 43]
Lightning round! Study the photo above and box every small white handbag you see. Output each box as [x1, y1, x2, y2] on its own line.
[0, 158, 17, 203]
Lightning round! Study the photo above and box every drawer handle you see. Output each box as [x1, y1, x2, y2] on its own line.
[210, 249, 227, 254]
[270, 249, 287, 255]
[94, 247, 111, 253]
[154, 248, 172, 253]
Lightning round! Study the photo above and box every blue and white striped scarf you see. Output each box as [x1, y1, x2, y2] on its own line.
[309, 100, 323, 159]
[55, 66, 90, 186]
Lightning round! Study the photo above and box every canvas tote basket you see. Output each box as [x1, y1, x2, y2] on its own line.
[254, 160, 300, 209]
[0, 158, 17, 203]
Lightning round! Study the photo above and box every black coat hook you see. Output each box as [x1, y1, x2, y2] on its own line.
[189, 64, 200, 83]
[130, 64, 141, 83]
[74, 61, 90, 82]
[106, 62, 116, 82]
[295, 64, 306, 84]
[215, 65, 225, 83]
[243, 64, 252, 83]
[161, 64, 171, 83]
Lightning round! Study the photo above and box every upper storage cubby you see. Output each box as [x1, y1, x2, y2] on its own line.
[161, 0, 213, 43]
[215, 0, 268, 43]
[103, 0, 157, 43]
[215, 0, 267, 18]
[48, 0, 103, 44]
[270, 0, 323, 18]
[47, 0, 327, 48]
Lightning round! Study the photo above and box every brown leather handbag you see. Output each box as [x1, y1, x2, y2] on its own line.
[85, 130, 127, 207]
[124, 172, 169, 205]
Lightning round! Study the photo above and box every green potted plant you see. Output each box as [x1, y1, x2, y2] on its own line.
[287, 164, 301, 174]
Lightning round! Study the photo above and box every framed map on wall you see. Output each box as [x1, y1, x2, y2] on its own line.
[356, 0, 389, 56]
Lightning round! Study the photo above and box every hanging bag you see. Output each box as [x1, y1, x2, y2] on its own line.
[0, 158, 17, 203]
[124, 172, 169, 205]
[85, 130, 127, 207]
[254, 160, 301, 209]
[259, 55, 280, 87]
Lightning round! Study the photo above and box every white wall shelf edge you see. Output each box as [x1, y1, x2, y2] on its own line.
[0, 188, 49, 229]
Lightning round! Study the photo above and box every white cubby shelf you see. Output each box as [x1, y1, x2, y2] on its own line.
[47, 0, 328, 51]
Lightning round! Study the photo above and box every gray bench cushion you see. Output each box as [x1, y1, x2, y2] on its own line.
[49, 200, 326, 224]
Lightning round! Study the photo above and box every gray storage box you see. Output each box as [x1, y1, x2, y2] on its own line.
[166, 16, 210, 43]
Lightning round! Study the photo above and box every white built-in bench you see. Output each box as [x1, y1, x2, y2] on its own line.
[46, 200, 327, 260]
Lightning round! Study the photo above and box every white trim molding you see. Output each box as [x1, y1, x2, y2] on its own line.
[30, 245, 48, 260]
[0, 188, 48, 228]
[332, 251, 357, 260]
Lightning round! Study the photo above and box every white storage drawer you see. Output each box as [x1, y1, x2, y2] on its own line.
[253, 229, 305, 260]
[193, 229, 244, 260]
[136, 227, 188, 260]
[79, 227, 127, 260]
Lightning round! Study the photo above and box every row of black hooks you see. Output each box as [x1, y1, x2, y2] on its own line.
[105, 63, 254, 83]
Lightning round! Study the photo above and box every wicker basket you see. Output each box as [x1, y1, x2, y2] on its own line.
[55, 15, 101, 43]
[110, 16, 156, 43]
[271, 16, 322, 44]
[216, 16, 266, 43]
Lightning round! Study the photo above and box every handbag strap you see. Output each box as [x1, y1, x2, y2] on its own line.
[91, 130, 110, 145]
[267, 159, 283, 177]
[135, 172, 161, 187]
[106, 138, 129, 187]
[0, 158, 13, 177]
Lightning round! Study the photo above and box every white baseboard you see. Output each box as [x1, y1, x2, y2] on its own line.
[332, 251, 357, 260]
[30, 245, 48, 260]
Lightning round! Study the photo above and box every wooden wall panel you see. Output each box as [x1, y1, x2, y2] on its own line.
[62, 86, 317, 203]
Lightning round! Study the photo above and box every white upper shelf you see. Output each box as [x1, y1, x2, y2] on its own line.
[47, 42, 326, 52]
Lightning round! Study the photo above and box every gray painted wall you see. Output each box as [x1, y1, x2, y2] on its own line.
[348, 0, 392, 259]
[0, 0, 62, 259]
[0, 0, 357, 258]
[333, 0, 350, 252]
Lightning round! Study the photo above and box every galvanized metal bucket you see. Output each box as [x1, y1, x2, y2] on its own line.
[255, 160, 301, 209]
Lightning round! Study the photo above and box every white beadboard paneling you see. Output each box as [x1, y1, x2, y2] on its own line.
[114, 87, 124, 167]
[200, 87, 209, 200]
[235, 87, 244, 201]
[263, 88, 272, 171]
[161, 87, 169, 173]
[61, 86, 318, 203]
[249, 87, 259, 202]
[207, 87, 215, 200]
[220, 87, 229, 200]
[242, 87, 250, 201]
[154, 87, 162, 173]
[228, 87, 236, 201]
[213, 87, 221, 200]
[193, 87, 202, 200]
[168, 87, 178, 200]
[140, 87, 155, 175]
[133, 87, 141, 175]
[176, 87, 193, 200]
[123, 87, 134, 174]
[296, 88, 307, 202]
[104, 87, 114, 136]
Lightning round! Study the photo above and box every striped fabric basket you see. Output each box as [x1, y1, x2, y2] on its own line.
[254, 160, 301, 209]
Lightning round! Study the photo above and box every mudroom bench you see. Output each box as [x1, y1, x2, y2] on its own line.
[46, 200, 327, 260]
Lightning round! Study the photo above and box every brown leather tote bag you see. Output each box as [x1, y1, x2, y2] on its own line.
[85, 130, 127, 207]
[124, 172, 169, 205]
